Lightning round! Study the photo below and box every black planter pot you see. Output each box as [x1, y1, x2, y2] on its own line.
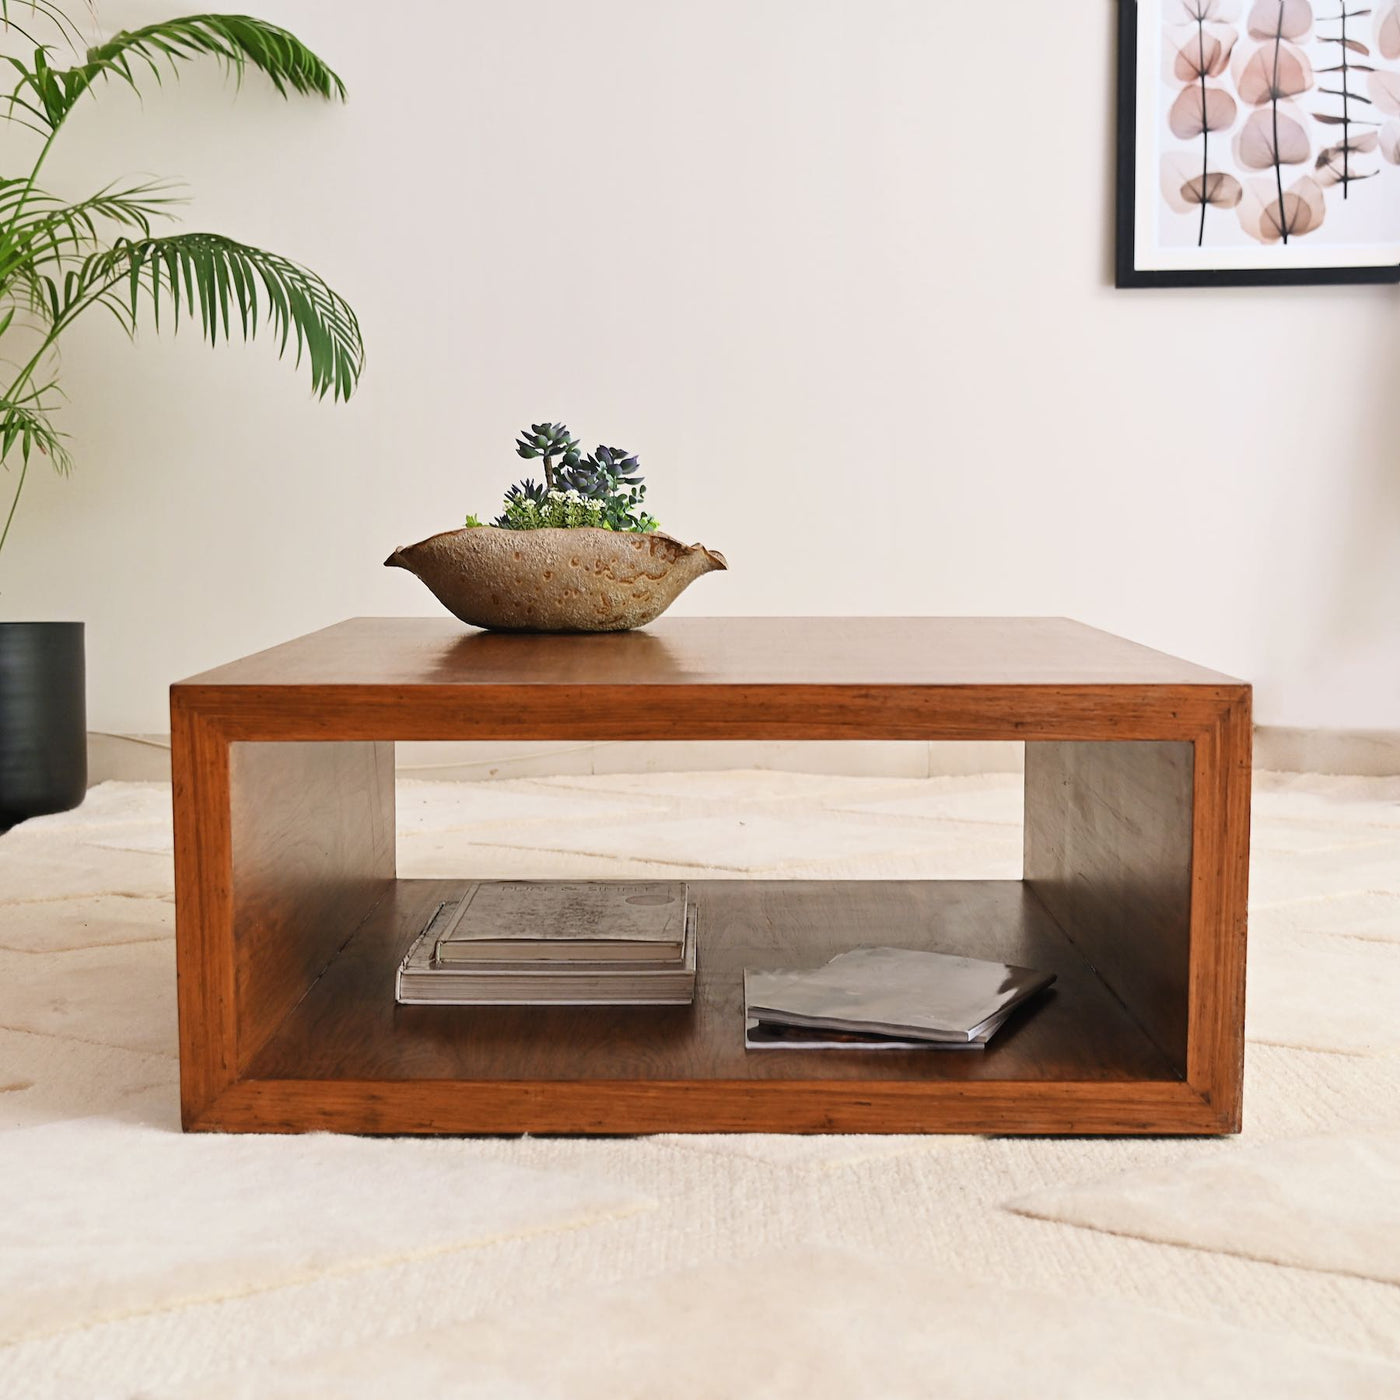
[0, 621, 86, 829]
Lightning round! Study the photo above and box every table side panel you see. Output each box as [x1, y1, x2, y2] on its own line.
[1023, 740, 1195, 1076]
[229, 740, 396, 1071]
[1186, 694, 1252, 1127]
[171, 703, 238, 1123]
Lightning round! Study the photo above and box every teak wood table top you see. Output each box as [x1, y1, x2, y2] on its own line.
[176, 615, 1241, 691]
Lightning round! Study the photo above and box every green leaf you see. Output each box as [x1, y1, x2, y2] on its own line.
[0, 178, 182, 307]
[79, 232, 363, 400]
[7, 12, 346, 135]
[0, 1, 85, 50]
[0, 394, 70, 474]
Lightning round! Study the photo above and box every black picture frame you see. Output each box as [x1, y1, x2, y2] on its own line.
[1115, 0, 1400, 287]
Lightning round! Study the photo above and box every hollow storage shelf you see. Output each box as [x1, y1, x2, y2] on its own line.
[171, 617, 1251, 1135]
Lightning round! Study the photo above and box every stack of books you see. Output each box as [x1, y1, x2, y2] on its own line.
[744, 946, 1054, 1050]
[396, 880, 697, 1005]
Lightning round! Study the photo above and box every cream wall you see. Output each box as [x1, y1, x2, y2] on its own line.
[3, 0, 1398, 734]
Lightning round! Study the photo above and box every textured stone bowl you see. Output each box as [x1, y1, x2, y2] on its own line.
[385, 526, 727, 632]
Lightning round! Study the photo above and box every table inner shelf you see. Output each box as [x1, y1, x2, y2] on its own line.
[247, 879, 1181, 1086]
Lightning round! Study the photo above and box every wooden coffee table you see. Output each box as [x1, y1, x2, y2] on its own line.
[171, 617, 1250, 1135]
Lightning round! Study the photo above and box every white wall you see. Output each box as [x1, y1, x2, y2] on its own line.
[3, 0, 1398, 734]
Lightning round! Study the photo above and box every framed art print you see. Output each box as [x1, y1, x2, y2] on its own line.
[1117, 0, 1400, 285]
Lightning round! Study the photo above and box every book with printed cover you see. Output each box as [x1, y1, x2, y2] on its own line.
[433, 880, 688, 965]
[396, 895, 696, 1005]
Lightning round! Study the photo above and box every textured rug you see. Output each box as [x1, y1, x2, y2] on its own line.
[0, 771, 1397, 1399]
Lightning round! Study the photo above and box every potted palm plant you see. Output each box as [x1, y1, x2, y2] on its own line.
[0, 1, 363, 826]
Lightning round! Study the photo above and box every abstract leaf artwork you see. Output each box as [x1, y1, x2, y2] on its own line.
[1118, 0, 1400, 284]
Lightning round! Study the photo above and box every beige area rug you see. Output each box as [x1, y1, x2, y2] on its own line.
[0, 771, 1397, 1399]
[0, 1119, 648, 1349]
[1009, 1130, 1400, 1285]
[184, 1250, 1400, 1400]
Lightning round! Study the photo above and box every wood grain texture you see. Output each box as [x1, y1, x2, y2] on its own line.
[175, 682, 1241, 745]
[197, 1077, 1215, 1137]
[1185, 694, 1253, 1129]
[1023, 741, 1195, 1074]
[177, 616, 1243, 689]
[172, 702, 236, 1124]
[229, 741, 395, 1072]
[245, 880, 1178, 1089]
[171, 616, 1251, 1136]
[170, 612, 1245, 746]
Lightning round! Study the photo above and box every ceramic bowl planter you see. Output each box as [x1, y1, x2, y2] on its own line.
[386, 526, 726, 632]
[0, 621, 86, 827]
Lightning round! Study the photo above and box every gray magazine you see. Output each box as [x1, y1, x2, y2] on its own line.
[744, 946, 1054, 1043]
[743, 1016, 993, 1051]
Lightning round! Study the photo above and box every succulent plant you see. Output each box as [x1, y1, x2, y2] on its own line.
[554, 445, 652, 528]
[505, 477, 547, 506]
[514, 422, 580, 490]
[470, 422, 661, 533]
[589, 445, 643, 484]
[491, 476, 545, 528]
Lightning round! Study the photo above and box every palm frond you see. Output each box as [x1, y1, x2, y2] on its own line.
[0, 175, 181, 228]
[0, 391, 70, 474]
[0, 178, 181, 299]
[81, 232, 363, 400]
[11, 13, 346, 132]
[0, 0, 87, 52]
[89, 13, 346, 99]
